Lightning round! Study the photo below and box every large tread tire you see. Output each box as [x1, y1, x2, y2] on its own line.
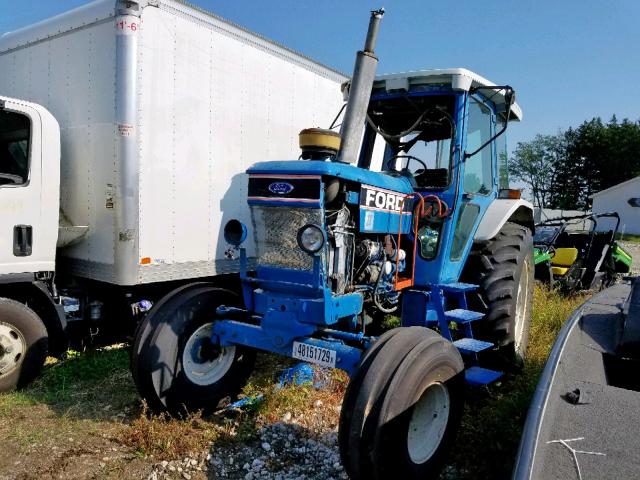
[0, 298, 48, 391]
[371, 335, 464, 479]
[338, 327, 435, 480]
[463, 222, 534, 367]
[131, 284, 255, 415]
[338, 327, 403, 474]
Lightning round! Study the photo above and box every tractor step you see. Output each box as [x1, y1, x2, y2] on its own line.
[439, 282, 479, 293]
[464, 366, 503, 386]
[445, 309, 484, 324]
[453, 338, 494, 354]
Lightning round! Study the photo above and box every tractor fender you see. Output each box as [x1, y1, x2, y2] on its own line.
[474, 198, 534, 242]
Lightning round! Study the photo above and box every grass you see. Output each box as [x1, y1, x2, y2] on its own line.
[1, 344, 138, 419]
[447, 285, 590, 479]
[615, 232, 640, 244]
[0, 284, 592, 477]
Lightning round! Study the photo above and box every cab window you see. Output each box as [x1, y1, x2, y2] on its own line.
[496, 119, 509, 189]
[0, 109, 31, 186]
[464, 98, 492, 195]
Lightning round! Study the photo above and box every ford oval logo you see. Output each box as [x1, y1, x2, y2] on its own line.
[268, 182, 294, 195]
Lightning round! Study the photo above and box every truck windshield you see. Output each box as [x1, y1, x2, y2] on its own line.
[0, 109, 30, 186]
[533, 226, 559, 244]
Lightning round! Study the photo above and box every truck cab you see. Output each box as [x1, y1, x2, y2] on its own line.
[0, 96, 60, 275]
[0, 96, 64, 390]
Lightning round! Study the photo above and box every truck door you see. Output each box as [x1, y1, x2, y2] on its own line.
[0, 100, 46, 275]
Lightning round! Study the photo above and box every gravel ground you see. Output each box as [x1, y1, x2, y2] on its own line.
[149, 421, 347, 480]
[147, 412, 461, 480]
[619, 241, 640, 276]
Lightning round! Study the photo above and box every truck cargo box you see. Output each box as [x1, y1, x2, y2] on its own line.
[0, 0, 346, 286]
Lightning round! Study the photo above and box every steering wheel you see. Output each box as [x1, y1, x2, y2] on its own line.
[0, 173, 24, 184]
[391, 155, 428, 175]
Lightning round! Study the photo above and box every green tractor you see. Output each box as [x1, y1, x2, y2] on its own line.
[533, 212, 632, 291]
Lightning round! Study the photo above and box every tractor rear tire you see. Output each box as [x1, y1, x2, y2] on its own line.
[0, 298, 48, 392]
[463, 222, 534, 367]
[338, 327, 464, 480]
[131, 284, 255, 415]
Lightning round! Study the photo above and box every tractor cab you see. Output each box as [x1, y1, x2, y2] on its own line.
[361, 69, 523, 285]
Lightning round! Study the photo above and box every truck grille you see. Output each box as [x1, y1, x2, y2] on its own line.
[250, 206, 323, 271]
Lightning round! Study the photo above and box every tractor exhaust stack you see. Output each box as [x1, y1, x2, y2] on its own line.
[335, 8, 385, 164]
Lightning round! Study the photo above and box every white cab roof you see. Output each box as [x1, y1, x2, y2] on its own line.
[374, 68, 523, 121]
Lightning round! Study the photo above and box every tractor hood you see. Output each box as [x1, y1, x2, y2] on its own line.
[246, 160, 414, 194]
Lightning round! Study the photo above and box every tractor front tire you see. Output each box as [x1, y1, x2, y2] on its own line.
[131, 284, 255, 415]
[338, 327, 464, 479]
[371, 335, 465, 479]
[463, 222, 534, 367]
[0, 298, 48, 391]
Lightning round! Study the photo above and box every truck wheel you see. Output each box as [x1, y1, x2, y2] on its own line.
[371, 334, 465, 479]
[338, 327, 462, 479]
[0, 298, 48, 391]
[463, 222, 534, 367]
[131, 284, 255, 415]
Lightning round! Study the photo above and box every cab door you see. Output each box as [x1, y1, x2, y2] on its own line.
[0, 99, 51, 275]
[438, 95, 496, 282]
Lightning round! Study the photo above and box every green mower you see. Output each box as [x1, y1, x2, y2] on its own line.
[533, 212, 632, 292]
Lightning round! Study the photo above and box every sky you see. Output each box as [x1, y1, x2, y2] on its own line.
[1, 0, 639, 150]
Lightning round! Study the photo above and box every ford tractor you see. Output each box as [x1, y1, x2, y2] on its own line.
[132, 9, 534, 479]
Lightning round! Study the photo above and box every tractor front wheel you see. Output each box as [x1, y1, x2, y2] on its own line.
[131, 284, 255, 415]
[338, 327, 464, 479]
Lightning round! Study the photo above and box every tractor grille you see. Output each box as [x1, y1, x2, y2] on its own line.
[250, 206, 323, 271]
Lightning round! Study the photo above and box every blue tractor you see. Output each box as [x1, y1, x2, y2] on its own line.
[132, 9, 534, 479]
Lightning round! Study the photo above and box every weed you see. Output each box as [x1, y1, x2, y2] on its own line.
[119, 403, 218, 459]
[448, 284, 590, 479]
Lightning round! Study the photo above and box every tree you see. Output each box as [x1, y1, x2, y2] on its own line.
[508, 134, 561, 208]
[511, 116, 640, 210]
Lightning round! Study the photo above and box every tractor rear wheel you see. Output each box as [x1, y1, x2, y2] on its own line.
[338, 327, 464, 479]
[463, 222, 534, 367]
[131, 284, 255, 415]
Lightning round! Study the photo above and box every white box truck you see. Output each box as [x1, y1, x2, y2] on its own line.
[0, 0, 346, 390]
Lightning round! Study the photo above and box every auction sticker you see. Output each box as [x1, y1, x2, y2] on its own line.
[292, 341, 337, 368]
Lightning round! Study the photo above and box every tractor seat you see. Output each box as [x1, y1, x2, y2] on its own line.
[551, 247, 578, 276]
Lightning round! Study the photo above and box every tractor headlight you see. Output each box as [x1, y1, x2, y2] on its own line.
[297, 224, 325, 254]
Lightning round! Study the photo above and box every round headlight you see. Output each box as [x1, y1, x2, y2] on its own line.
[297, 224, 325, 254]
[224, 219, 247, 246]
